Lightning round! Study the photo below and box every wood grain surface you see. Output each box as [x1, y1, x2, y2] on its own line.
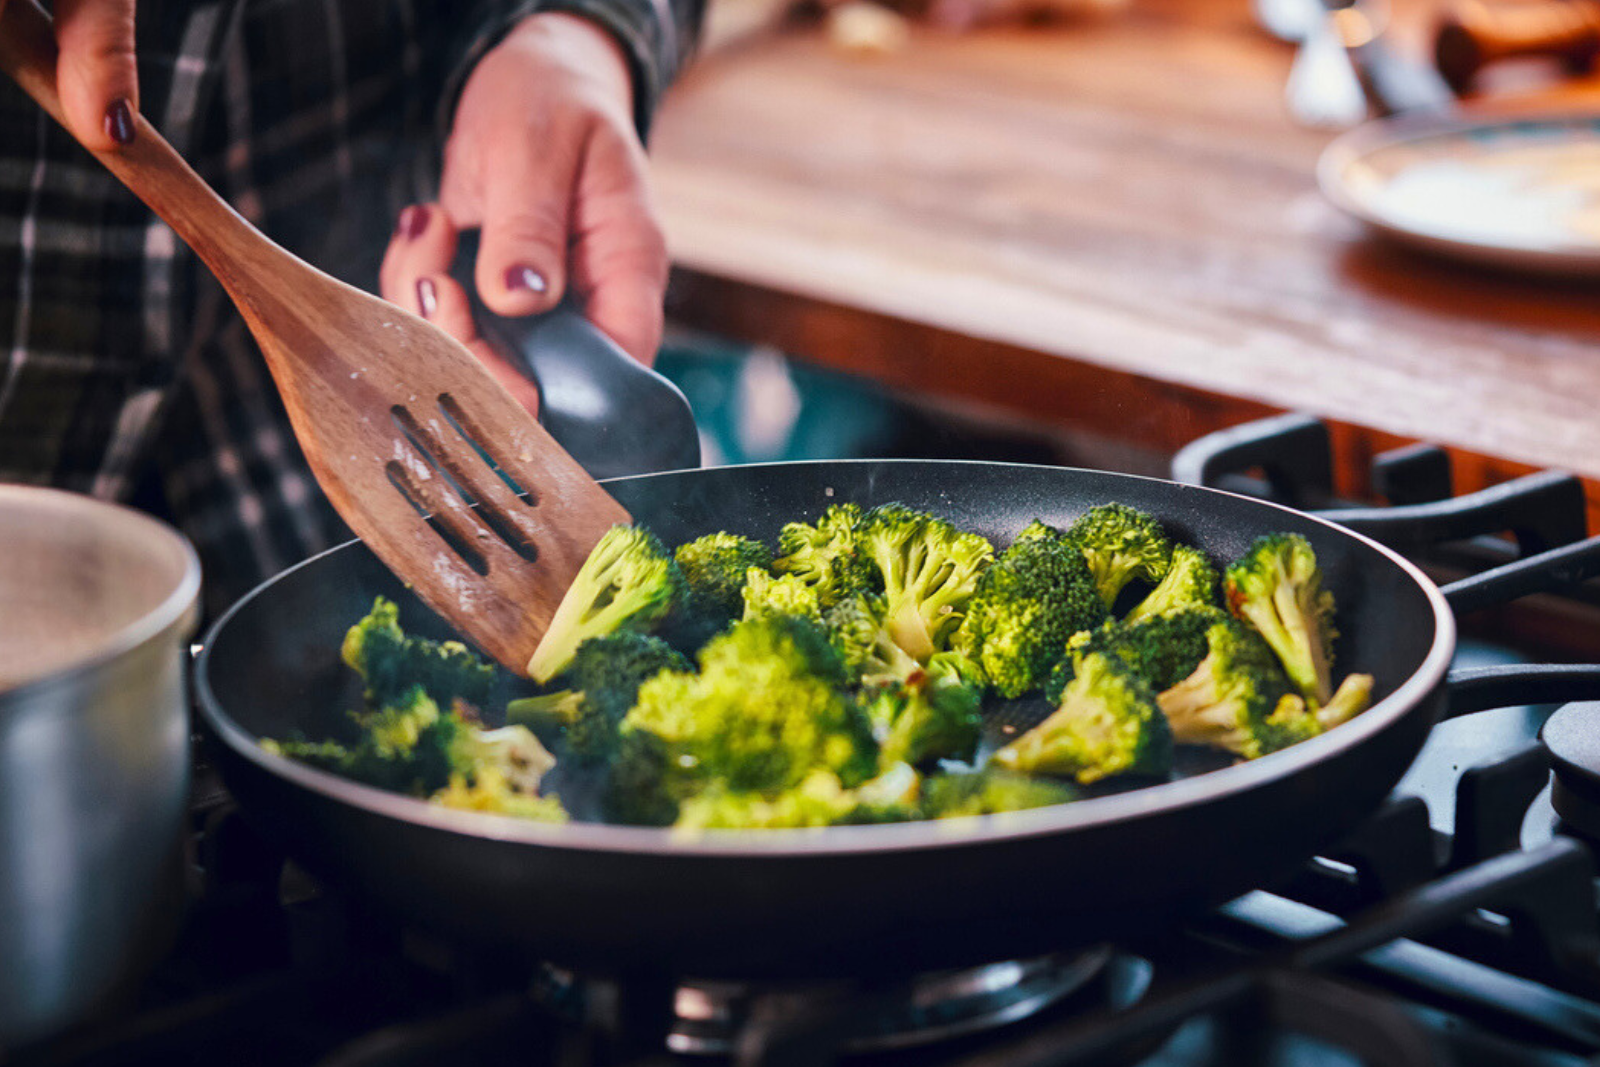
[650, 0, 1600, 520]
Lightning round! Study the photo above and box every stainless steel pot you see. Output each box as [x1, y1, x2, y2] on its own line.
[0, 486, 200, 1047]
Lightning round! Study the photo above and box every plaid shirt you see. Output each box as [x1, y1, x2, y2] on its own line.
[0, 0, 702, 619]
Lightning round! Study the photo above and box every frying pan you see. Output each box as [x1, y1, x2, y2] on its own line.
[196, 459, 1457, 980]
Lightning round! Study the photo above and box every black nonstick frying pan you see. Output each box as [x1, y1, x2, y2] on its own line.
[196, 458, 1459, 981]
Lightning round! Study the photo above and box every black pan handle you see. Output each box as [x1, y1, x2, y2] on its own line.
[449, 232, 700, 480]
[1444, 663, 1600, 719]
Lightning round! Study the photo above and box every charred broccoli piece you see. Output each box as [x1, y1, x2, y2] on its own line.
[919, 770, 1076, 818]
[1223, 533, 1336, 705]
[991, 651, 1173, 784]
[506, 632, 691, 762]
[1065, 504, 1173, 609]
[1154, 615, 1307, 759]
[1045, 608, 1224, 704]
[861, 671, 982, 769]
[859, 503, 993, 663]
[772, 503, 878, 609]
[742, 568, 825, 625]
[952, 520, 1107, 698]
[527, 525, 684, 684]
[607, 615, 876, 824]
[341, 597, 495, 711]
[1125, 544, 1220, 623]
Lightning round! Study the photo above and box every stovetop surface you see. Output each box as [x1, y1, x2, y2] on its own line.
[18, 414, 1600, 1067]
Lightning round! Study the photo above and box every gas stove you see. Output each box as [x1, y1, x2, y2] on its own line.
[15, 413, 1600, 1067]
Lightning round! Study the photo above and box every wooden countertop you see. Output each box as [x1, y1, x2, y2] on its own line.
[648, 0, 1600, 514]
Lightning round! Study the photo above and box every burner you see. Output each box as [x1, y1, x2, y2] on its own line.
[531, 949, 1116, 1056]
[1540, 702, 1600, 842]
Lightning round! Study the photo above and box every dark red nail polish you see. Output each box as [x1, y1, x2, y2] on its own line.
[398, 205, 429, 240]
[416, 277, 438, 318]
[504, 265, 547, 294]
[104, 99, 135, 146]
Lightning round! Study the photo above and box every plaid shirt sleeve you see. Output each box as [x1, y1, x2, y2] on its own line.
[0, 0, 704, 621]
[439, 0, 706, 142]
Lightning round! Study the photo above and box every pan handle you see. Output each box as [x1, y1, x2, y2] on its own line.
[449, 232, 701, 480]
[1445, 663, 1600, 719]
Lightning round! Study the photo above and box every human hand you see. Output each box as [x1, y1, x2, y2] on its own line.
[380, 11, 669, 412]
[0, 0, 140, 150]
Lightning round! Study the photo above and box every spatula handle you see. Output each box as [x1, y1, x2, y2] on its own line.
[0, 0, 295, 299]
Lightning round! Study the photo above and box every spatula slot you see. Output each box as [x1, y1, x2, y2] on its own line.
[437, 394, 541, 507]
[391, 404, 542, 565]
[384, 459, 490, 576]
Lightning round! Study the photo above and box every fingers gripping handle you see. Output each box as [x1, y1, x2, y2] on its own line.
[450, 232, 701, 480]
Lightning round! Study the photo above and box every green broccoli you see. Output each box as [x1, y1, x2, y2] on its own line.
[506, 632, 691, 762]
[919, 770, 1076, 818]
[432, 771, 569, 822]
[952, 520, 1107, 698]
[823, 590, 923, 686]
[1154, 615, 1304, 759]
[1045, 608, 1224, 704]
[1065, 504, 1173, 609]
[742, 568, 825, 624]
[607, 615, 876, 824]
[526, 524, 685, 684]
[672, 763, 921, 831]
[861, 671, 982, 769]
[858, 503, 993, 663]
[1124, 543, 1220, 623]
[1223, 533, 1337, 704]
[675, 532, 774, 617]
[772, 502, 878, 609]
[341, 597, 495, 711]
[1253, 672, 1377, 751]
[991, 651, 1173, 784]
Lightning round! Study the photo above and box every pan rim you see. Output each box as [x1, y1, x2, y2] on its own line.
[195, 459, 1455, 858]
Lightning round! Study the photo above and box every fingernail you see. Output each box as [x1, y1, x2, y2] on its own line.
[505, 265, 547, 294]
[104, 99, 135, 146]
[416, 277, 438, 318]
[398, 204, 430, 240]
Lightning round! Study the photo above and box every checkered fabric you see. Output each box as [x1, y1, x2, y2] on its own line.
[0, 0, 702, 619]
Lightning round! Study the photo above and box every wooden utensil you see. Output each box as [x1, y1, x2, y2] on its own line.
[0, 0, 629, 674]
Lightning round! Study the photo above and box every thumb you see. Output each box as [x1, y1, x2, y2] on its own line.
[474, 130, 584, 319]
[53, 0, 140, 152]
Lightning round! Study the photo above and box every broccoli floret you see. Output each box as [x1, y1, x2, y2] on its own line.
[1223, 533, 1337, 705]
[341, 597, 495, 711]
[608, 616, 877, 824]
[506, 632, 690, 762]
[772, 503, 878, 609]
[675, 533, 773, 617]
[926, 649, 987, 690]
[1045, 608, 1224, 704]
[1125, 544, 1220, 623]
[742, 568, 825, 625]
[672, 764, 921, 831]
[861, 671, 982, 769]
[432, 766, 568, 822]
[859, 504, 993, 663]
[919, 770, 1077, 818]
[952, 520, 1107, 698]
[991, 651, 1173, 784]
[1065, 504, 1173, 609]
[1154, 616, 1305, 759]
[527, 525, 685, 684]
[823, 590, 923, 686]
[1255, 672, 1377, 752]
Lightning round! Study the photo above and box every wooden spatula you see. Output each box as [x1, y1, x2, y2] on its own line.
[0, 0, 629, 674]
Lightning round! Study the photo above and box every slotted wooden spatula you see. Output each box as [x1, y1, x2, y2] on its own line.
[0, 0, 629, 674]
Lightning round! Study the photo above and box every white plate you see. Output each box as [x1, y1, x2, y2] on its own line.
[1319, 111, 1600, 275]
